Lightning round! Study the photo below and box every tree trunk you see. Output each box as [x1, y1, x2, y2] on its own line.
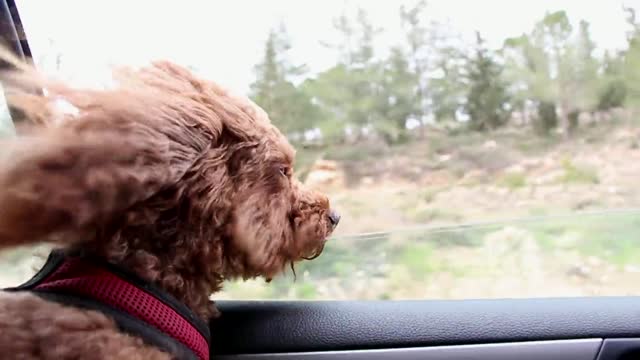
[559, 101, 571, 140]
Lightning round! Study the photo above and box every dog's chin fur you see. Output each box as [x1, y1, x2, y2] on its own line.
[0, 54, 337, 328]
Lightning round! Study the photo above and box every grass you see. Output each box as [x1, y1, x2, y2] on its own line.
[397, 243, 435, 278]
[331, 261, 357, 277]
[403, 229, 483, 248]
[421, 187, 445, 203]
[570, 214, 640, 267]
[455, 146, 517, 173]
[526, 212, 640, 267]
[514, 136, 559, 155]
[386, 232, 478, 280]
[390, 187, 449, 217]
[561, 159, 599, 184]
[3, 209, 639, 302]
[223, 279, 274, 299]
[527, 207, 551, 217]
[499, 172, 527, 189]
[293, 282, 318, 299]
[407, 207, 463, 223]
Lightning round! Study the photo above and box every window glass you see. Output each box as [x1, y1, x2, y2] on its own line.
[7, 0, 640, 299]
[0, 83, 15, 138]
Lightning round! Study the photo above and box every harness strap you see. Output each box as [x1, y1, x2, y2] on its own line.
[35, 291, 199, 360]
[5, 250, 210, 360]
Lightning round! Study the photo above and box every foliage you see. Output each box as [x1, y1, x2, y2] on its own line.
[622, 7, 640, 108]
[598, 80, 627, 111]
[499, 172, 527, 189]
[571, 20, 600, 113]
[373, 46, 420, 143]
[503, 12, 601, 136]
[397, 243, 435, 276]
[249, 25, 321, 136]
[597, 50, 627, 111]
[399, 0, 430, 123]
[464, 32, 512, 131]
[561, 159, 599, 184]
[309, 8, 386, 142]
[248, 6, 640, 145]
[533, 101, 558, 135]
[430, 45, 467, 122]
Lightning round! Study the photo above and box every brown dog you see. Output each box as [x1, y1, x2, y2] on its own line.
[0, 57, 339, 359]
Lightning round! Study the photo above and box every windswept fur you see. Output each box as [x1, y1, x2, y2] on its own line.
[0, 51, 337, 358]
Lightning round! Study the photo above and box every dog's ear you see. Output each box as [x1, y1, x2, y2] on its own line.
[231, 190, 293, 278]
[0, 61, 220, 249]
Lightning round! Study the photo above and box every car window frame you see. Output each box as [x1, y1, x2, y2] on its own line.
[0, 0, 39, 125]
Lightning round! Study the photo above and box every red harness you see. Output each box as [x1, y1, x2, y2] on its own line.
[6, 250, 210, 360]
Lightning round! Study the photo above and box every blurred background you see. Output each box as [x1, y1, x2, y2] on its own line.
[2, 0, 640, 301]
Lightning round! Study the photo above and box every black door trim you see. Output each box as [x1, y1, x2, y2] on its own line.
[210, 298, 640, 355]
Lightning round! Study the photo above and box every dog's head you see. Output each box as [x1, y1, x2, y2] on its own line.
[199, 92, 341, 281]
[0, 59, 339, 289]
[120, 62, 341, 281]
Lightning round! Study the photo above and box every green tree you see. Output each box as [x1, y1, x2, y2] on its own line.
[464, 32, 512, 131]
[534, 11, 573, 136]
[503, 33, 552, 109]
[303, 64, 381, 143]
[353, 8, 379, 66]
[323, 7, 381, 68]
[571, 20, 600, 113]
[622, 6, 640, 109]
[399, 2, 468, 127]
[399, 0, 429, 130]
[504, 12, 602, 136]
[250, 25, 319, 136]
[598, 50, 627, 111]
[430, 45, 467, 122]
[372, 46, 420, 143]
[534, 100, 559, 135]
[310, 7, 388, 142]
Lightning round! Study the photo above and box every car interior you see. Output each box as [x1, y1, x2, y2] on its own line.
[1, 1, 640, 359]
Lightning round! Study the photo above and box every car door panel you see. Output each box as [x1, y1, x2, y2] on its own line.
[216, 339, 602, 360]
[210, 299, 640, 359]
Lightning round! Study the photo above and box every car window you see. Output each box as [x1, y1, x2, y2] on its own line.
[5, 0, 640, 300]
[0, 83, 15, 138]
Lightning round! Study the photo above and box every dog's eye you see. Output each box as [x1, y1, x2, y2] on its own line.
[279, 166, 290, 178]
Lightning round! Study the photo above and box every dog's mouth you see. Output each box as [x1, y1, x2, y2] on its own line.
[301, 240, 326, 260]
[290, 214, 334, 262]
[282, 237, 328, 281]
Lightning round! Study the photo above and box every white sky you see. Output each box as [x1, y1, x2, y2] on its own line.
[16, 0, 640, 94]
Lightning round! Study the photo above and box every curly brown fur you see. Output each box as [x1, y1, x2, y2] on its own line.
[0, 51, 338, 358]
[0, 292, 169, 359]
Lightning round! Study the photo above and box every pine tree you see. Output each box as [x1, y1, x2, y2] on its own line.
[464, 32, 512, 131]
[622, 6, 640, 108]
[310, 7, 384, 141]
[399, 0, 429, 125]
[373, 46, 420, 143]
[597, 50, 626, 111]
[250, 25, 318, 136]
[572, 20, 599, 113]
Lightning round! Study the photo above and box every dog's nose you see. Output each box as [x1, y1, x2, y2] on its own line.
[328, 209, 341, 227]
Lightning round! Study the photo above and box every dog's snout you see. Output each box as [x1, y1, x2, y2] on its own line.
[328, 209, 341, 227]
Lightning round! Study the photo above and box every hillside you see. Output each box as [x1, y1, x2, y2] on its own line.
[219, 120, 640, 300]
[2, 120, 640, 301]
